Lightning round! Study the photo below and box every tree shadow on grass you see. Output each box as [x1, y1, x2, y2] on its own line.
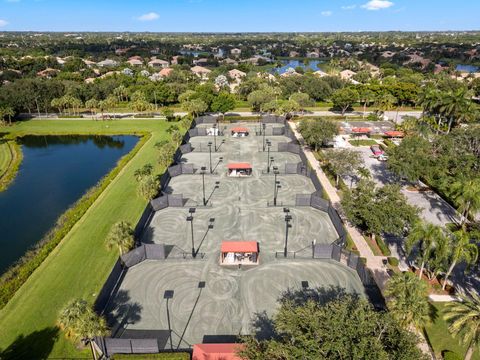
[0, 327, 59, 360]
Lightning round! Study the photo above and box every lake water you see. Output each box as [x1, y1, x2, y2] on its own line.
[456, 64, 479, 73]
[0, 135, 138, 274]
[273, 60, 324, 74]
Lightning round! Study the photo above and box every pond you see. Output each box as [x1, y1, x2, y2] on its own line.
[273, 59, 325, 74]
[0, 135, 138, 274]
[455, 64, 479, 73]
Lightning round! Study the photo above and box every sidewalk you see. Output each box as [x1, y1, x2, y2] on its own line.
[288, 121, 390, 293]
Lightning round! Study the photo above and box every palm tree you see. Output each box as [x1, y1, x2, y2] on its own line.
[444, 291, 480, 360]
[442, 229, 479, 290]
[384, 272, 431, 329]
[438, 88, 476, 133]
[406, 221, 445, 279]
[0, 106, 14, 125]
[105, 221, 134, 255]
[58, 299, 108, 360]
[451, 178, 480, 226]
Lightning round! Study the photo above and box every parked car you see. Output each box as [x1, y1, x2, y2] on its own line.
[370, 145, 384, 157]
[378, 154, 388, 161]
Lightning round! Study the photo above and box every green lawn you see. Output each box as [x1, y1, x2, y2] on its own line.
[348, 139, 378, 146]
[0, 140, 12, 174]
[0, 119, 178, 359]
[0, 140, 22, 192]
[424, 302, 480, 360]
[112, 353, 190, 360]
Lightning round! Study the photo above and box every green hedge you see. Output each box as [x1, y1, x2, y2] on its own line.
[0, 133, 150, 309]
[383, 138, 395, 148]
[387, 257, 399, 266]
[376, 237, 391, 256]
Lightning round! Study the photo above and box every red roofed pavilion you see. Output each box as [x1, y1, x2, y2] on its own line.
[384, 130, 405, 138]
[227, 163, 252, 177]
[220, 241, 259, 265]
[192, 343, 245, 360]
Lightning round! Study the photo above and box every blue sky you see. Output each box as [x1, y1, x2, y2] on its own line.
[0, 0, 479, 32]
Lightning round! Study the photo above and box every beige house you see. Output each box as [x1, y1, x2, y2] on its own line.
[148, 58, 169, 68]
[340, 69, 356, 80]
[191, 65, 211, 79]
[228, 69, 246, 81]
[127, 58, 143, 66]
[230, 48, 242, 56]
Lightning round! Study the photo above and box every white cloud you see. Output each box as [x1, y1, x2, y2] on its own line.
[137, 12, 159, 21]
[361, 0, 394, 10]
[0, 19, 8, 27]
[341, 5, 356, 10]
[321, 11, 332, 16]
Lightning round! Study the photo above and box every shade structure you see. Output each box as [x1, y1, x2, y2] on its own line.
[227, 163, 252, 170]
[192, 343, 245, 360]
[221, 241, 258, 253]
[231, 127, 249, 133]
[384, 130, 405, 138]
[351, 127, 372, 134]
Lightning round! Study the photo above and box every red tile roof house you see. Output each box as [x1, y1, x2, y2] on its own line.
[148, 58, 170, 69]
[192, 343, 245, 360]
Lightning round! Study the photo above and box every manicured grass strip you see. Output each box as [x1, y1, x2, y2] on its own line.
[0, 140, 23, 192]
[348, 139, 378, 146]
[0, 119, 179, 358]
[424, 302, 480, 360]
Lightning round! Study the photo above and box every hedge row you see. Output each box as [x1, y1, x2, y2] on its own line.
[376, 236, 392, 257]
[0, 133, 150, 309]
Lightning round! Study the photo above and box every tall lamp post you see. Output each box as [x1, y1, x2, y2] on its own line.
[266, 140, 272, 173]
[213, 123, 217, 151]
[186, 208, 196, 258]
[283, 208, 292, 258]
[262, 123, 266, 151]
[273, 167, 281, 206]
[207, 141, 213, 173]
[163, 290, 174, 351]
[200, 166, 207, 206]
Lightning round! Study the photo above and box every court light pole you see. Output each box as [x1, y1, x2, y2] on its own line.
[266, 140, 271, 173]
[283, 208, 292, 258]
[273, 167, 280, 206]
[262, 123, 266, 151]
[163, 290, 174, 351]
[213, 123, 217, 151]
[186, 208, 196, 258]
[207, 141, 213, 173]
[200, 166, 207, 206]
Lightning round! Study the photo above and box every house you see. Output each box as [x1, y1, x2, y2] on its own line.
[289, 51, 300, 58]
[191, 65, 211, 79]
[37, 68, 59, 78]
[193, 58, 209, 66]
[222, 58, 238, 66]
[127, 58, 143, 66]
[381, 51, 396, 58]
[159, 67, 174, 78]
[97, 59, 118, 67]
[280, 68, 300, 78]
[306, 51, 320, 58]
[148, 58, 169, 68]
[192, 343, 245, 360]
[313, 69, 328, 77]
[230, 48, 242, 56]
[228, 69, 246, 81]
[82, 59, 96, 68]
[340, 69, 356, 80]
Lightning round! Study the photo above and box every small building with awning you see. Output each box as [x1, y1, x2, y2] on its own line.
[220, 241, 259, 265]
[192, 343, 245, 360]
[351, 127, 372, 135]
[384, 130, 405, 138]
[227, 163, 252, 177]
[231, 127, 249, 137]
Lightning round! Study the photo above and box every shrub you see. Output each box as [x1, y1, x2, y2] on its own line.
[376, 237, 392, 256]
[387, 257, 399, 266]
[383, 138, 395, 148]
[442, 350, 462, 360]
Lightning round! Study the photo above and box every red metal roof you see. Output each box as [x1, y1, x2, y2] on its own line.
[231, 127, 248, 133]
[384, 131, 405, 138]
[193, 343, 245, 360]
[227, 163, 251, 170]
[351, 127, 372, 134]
[221, 241, 258, 253]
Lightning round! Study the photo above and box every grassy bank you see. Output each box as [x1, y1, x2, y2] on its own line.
[0, 119, 177, 358]
[424, 302, 480, 360]
[0, 140, 23, 192]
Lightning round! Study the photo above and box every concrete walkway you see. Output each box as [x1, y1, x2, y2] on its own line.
[288, 121, 390, 293]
